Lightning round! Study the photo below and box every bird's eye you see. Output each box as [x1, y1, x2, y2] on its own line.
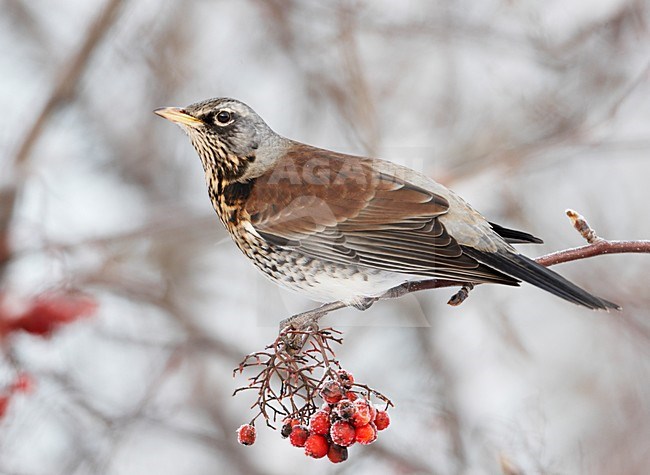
[216, 110, 232, 124]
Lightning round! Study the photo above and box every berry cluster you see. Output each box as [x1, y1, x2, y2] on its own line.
[234, 328, 392, 462]
[279, 370, 390, 463]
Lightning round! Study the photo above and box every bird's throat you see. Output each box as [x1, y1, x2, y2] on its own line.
[206, 169, 255, 232]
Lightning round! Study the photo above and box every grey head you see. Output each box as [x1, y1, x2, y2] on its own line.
[155, 97, 289, 180]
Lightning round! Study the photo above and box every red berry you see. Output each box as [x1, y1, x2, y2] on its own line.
[11, 373, 34, 394]
[330, 420, 356, 447]
[368, 403, 377, 421]
[327, 444, 349, 463]
[8, 292, 96, 337]
[351, 398, 373, 427]
[374, 410, 390, 430]
[309, 410, 330, 435]
[320, 380, 344, 404]
[289, 425, 310, 447]
[355, 423, 377, 445]
[335, 400, 355, 420]
[0, 395, 10, 419]
[337, 370, 354, 388]
[281, 418, 300, 438]
[237, 424, 256, 446]
[345, 390, 358, 402]
[304, 434, 329, 459]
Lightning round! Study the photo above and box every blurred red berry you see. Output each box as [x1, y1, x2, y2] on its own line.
[374, 410, 390, 431]
[355, 423, 377, 445]
[330, 420, 356, 447]
[309, 410, 330, 435]
[335, 400, 355, 420]
[0, 395, 10, 419]
[7, 292, 96, 337]
[327, 444, 348, 464]
[11, 373, 35, 394]
[320, 380, 344, 404]
[304, 434, 329, 459]
[320, 402, 332, 412]
[237, 424, 256, 446]
[345, 390, 358, 402]
[351, 398, 373, 427]
[289, 425, 309, 447]
[337, 370, 354, 388]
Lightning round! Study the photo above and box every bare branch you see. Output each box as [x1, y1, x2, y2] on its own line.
[0, 0, 125, 281]
[11, 0, 125, 169]
[280, 210, 650, 330]
[535, 240, 650, 267]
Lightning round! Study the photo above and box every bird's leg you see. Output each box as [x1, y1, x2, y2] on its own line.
[278, 295, 378, 334]
[447, 283, 474, 306]
[279, 301, 348, 352]
[279, 301, 347, 332]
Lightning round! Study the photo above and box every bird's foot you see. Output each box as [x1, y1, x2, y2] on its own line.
[278, 301, 348, 352]
[447, 283, 474, 306]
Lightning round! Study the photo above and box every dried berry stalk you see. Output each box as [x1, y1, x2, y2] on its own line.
[233, 325, 392, 429]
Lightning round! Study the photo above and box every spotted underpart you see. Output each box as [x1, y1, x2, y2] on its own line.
[209, 175, 399, 307]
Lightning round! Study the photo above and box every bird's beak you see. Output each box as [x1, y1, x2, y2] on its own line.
[154, 107, 203, 126]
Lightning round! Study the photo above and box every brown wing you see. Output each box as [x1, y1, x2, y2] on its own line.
[244, 144, 517, 284]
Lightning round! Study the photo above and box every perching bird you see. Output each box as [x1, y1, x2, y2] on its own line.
[154, 98, 618, 311]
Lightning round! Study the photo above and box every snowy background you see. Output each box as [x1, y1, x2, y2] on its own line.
[1, 0, 650, 473]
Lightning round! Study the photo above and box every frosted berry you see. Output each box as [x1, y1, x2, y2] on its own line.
[327, 444, 349, 464]
[355, 423, 377, 445]
[345, 390, 358, 401]
[369, 402, 377, 421]
[237, 424, 256, 446]
[309, 410, 331, 435]
[335, 400, 355, 420]
[304, 434, 329, 459]
[337, 370, 354, 388]
[289, 425, 310, 447]
[320, 380, 344, 404]
[375, 410, 390, 431]
[330, 420, 356, 447]
[281, 418, 300, 438]
[351, 398, 373, 427]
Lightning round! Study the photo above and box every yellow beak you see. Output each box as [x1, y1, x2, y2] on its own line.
[154, 107, 203, 126]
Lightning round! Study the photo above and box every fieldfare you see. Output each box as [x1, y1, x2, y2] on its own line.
[155, 98, 618, 311]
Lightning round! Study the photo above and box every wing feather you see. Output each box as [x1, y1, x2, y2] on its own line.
[245, 144, 518, 285]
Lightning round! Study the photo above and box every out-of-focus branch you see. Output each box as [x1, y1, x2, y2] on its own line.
[11, 0, 124, 169]
[0, 0, 125, 281]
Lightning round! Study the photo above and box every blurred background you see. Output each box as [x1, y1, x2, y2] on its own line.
[1, 0, 650, 473]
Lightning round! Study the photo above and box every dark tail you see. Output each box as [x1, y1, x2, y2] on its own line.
[461, 246, 620, 311]
[489, 222, 544, 244]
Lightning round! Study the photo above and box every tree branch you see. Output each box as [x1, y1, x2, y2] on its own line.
[281, 209, 650, 330]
